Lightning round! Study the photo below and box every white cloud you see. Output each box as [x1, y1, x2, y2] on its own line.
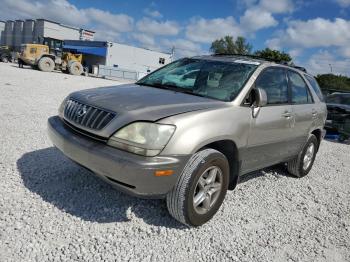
[240, 8, 278, 32]
[161, 38, 204, 57]
[338, 46, 350, 58]
[136, 18, 180, 36]
[85, 9, 133, 33]
[0, 0, 134, 36]
[187, 0, 293, 43]
[259, 0, 294, 13]
[132, 33, 155, 47]
[267, 18, 350, 49]
[305, 50, 350, 77]
[143, 8, 163, 19]
[289, 48, 303, 58]
[0, 0, 88, 26]
[185, 17, 242, 43]
[336, 0, 350, 7]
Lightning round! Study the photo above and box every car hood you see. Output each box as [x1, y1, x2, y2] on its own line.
[68, 84, 228, 137]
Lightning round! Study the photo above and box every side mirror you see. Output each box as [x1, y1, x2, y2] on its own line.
[252, 88, 267, 107]
[250, 88, 267, 118]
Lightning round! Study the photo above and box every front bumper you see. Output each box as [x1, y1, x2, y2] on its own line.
[47, 116, 189, 198]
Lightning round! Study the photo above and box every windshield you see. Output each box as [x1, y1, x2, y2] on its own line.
[136, 58, 258, 102]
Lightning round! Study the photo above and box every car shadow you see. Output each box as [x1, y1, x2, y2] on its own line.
[17, 147, 186, 229]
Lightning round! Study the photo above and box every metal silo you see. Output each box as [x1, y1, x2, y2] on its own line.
[23, 19, 35, 44]
[13, 20, 24, 51]
[0, 21, 5, 46]
[4, 20, 14, 48]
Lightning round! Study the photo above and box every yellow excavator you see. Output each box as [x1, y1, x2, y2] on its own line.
[19, 38, 84, 75]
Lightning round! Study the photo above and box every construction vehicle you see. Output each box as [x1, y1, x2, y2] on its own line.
[0, 46, 13, 63]
[19, 37, 84, 75]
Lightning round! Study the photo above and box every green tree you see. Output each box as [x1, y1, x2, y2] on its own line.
[210, 36, 252, 55]
[254, 48, 292, 63]
[315, 74, 350, 91]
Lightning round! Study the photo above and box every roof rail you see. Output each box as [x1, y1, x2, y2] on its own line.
[212, 53, 307, 73]
[213, 53, 276, 62]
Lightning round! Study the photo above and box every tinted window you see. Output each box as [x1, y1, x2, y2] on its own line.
[255, 67, 288, 105]
[289, 71, 313, 104]
[327, 94, 350, 105]
[305, 75, 324, 102]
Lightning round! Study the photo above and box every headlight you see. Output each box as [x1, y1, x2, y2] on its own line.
[107, 122, 176, 156]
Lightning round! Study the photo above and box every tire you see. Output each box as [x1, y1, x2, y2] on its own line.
[287, 134, 318, 178]
[38, 57, 55, 72]
[166, 149, 229, 226]
[68, 61, 83, 76]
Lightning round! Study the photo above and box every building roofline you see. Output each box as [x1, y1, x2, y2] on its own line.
[37, 18, 60, 25]
[60, 23, 80, 31]
[81, 29, 96, 33]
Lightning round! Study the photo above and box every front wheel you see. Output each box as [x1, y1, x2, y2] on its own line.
[287, 134, 318, 178]
[166, 149, 229, 226]
[38, 57, 55, 72]
[68, 61, 83, 75]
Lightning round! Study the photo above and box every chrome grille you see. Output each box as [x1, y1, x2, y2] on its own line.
[64, 99, 115, 130]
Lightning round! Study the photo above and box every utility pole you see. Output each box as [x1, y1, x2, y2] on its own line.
[329, 63, 333, 73]
[170, 46, 175, 62]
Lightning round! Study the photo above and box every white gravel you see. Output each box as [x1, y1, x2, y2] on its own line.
[0, 62, 349, 262]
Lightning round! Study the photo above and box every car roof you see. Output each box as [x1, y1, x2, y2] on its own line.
[190, 54, 308, 74]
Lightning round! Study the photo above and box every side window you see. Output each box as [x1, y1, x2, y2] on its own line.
[305, 75, 324, 102]
[255, 67, 288, 105]
[289, 71, 313, 104]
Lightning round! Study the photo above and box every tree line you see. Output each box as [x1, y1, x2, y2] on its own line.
[210, 35, 350, 92]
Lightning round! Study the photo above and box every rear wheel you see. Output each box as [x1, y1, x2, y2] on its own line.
[166, 149, 229, 226]
[68, 61, 83, 75]
[38, 57, 55, 72]
[287, 134, 318, 178]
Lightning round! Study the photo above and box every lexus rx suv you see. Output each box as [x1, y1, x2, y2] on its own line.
[48, 55, 327, 226]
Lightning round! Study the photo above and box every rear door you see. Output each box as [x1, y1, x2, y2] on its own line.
[242, 67, 294, 173]
[288, 70, 316, 155]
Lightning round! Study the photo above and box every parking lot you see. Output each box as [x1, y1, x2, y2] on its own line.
[0, 62, 349, 262]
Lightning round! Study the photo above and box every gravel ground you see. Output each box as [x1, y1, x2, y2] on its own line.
[0, 62, 349, 262]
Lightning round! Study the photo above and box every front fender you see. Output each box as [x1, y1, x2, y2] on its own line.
[158, 106, 252, 155]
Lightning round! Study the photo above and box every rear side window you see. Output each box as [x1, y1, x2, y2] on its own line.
[304, 75, 324, 102]
[255, 67, 289, 105]
[289, 70, 313, 104]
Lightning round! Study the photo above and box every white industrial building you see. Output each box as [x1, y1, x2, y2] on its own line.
[0, 19, 95, 51]
[64, 40, 173, 80]
[1, 18, 172, 80]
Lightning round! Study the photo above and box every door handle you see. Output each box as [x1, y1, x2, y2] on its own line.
[312, 109, 318, 118]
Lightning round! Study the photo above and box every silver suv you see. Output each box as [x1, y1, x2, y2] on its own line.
[48, 55, 327, 226]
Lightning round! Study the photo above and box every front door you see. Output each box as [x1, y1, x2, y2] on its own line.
[241, 67, 294, 173]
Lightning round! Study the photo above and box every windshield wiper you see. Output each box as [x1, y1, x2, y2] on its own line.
[137, 82, 211, 99]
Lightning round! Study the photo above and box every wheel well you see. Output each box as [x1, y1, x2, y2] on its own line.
[311, 129, 322, 150]
[40, 55, 55, 61]
[200, 140, 240, 191]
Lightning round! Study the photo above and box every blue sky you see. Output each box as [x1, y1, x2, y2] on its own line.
[1, 0, 350, 76]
